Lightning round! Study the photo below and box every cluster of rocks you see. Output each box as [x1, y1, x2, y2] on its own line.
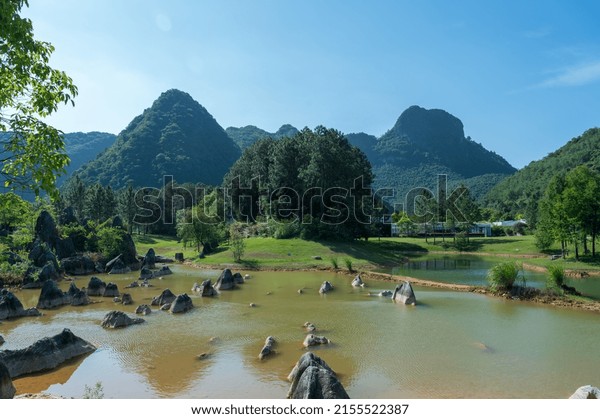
[138, 248, 174, 280]
[191, 279, 217, 297]
[36, 280, 90, 309]
[214, 269, 245, 291]
[101, 311, 145, 328]
[150, 289, 193, 314]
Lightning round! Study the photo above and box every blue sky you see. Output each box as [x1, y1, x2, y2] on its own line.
[24, 0, 600, 169]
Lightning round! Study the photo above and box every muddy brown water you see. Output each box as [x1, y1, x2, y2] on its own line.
[2, 265, 600, 398]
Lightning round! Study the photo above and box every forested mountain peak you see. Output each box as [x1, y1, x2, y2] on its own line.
[225, 124, 299, 150]
[70, 89, 241, 188]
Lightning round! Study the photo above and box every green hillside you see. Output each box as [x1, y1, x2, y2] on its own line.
[71, 89, 241, 188]
[226, 124, 299, 150]
[485, 127, 600, 221]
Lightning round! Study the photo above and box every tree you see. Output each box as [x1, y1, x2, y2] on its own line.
[1, 0, 77, 196]
[229, 224, 246, 262]
[176, 204, 222, 255]
[118, 183, 137, 234]
[63, 175, 86, 221]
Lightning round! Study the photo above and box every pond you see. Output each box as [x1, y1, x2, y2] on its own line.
[389, 255, 600, 299]
[1, 265, 600, 398]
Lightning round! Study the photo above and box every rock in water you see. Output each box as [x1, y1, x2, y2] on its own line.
[169, 294, 193, 313]
[392, 281, 417, 305]
[139, 266, 154, 280]
[215, 269, 236, 291]
[151, 289, 176, 306]
[61, 255, 95, 275]
[36, 280, 71, 309]
[319, 281, 333, 294]
[258, 336, 276, 360]
[86, 277, 106, 296]
[0, 360, 16, 399]
[287, 352, 349, 399]
[233, 272, 244, 284]
[0, 289, 41, 320]
[303, 334, 330, 348]
[156, 265, 172, 276]
[142, 248, 156, 269]
[108, 257, 130, 275]
[121, 293, 133, 305]
[569, 385, 600, 399]
[0, 336, 4, 346]
[101, 311, 145, 328]
[0, 329, 96, 378]
[303, 322, 317, 333]
[67, 282, 90, 306]
[135, 304, 152, 315]
[193, 279, 217, 297]
[351, 274, 364, 287]
[103, 283, 120, 298]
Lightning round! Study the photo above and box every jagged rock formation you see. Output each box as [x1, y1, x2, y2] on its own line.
[258, 336, 276, 360]
[101, 311, 145, 328]
[169, 294, 193, 314]
[215, 269, 236, 291]
[0, 360, 15, 399]
[0, 289, 41, 320]
[151, 289, 176, 306]
[287, 352, 349, 399]
[0, 329, 96, 378]
[392, 281, 417, 305]
[86, 276, 106, 296]
[319, 281, 333, 294]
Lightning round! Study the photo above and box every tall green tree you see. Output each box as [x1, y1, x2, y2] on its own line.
[118, 183, 137, 234]
[0, 0, 77, 196]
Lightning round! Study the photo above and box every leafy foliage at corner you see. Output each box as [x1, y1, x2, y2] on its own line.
[485, 128, 600, 222]
[0, 0, 78, 197]
[71, 89, 241, 188]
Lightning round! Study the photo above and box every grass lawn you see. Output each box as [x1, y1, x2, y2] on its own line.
[132, 233, 600, 273]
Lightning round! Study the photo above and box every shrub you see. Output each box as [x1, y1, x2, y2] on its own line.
[97, 227, 127, 260]
[273, 221, 300, 239]
[535, 228, 554, 251]
[344, 258, 353, 272]
[546, 264, 566, 291]
[487, 261, 522, 292]
[83, 382, 104, 399]
[330, 257, 339, 270]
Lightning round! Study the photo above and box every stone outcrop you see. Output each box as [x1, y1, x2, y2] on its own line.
[319, 281, 333, 294]
[103, 283, 120, 298]
[192, 279, 217, 297]
[141, 248, 156, 269]
[169, 294, 193, 314]
[120, 234, 138, 267]
[101, 311, 145, 328]
[233, 272, 244, 284]
[215, 269, 236, 291]
[156, 265, 172, 276]
[55, 237, 76, 260]
[0, 328, 96, 378]
[258, 336, 276, 360]
[135, 304, 151, 315]
[38, 261, 60, 282]
[67, 282, 90, 306]
[139, 267, 153, 280]
[569, 385, 600, 399]
[151, 289, 176, 306]
[0, 289, 41, 320]
[392, 281, 417, 305]
[107, 256, 130, 275]
[121, 293, 133, 305]
[175, 252, 184, 262]
[86, 277, 106, 296]
[303, 322, 316, 333]
[303, 334, 330, 348]
[351, 275, 364, 287]
[36, 280, 70, 309]
[0, 360, 15, 399]
[34, 210, 59, 248]
[61, 255, 95, 276]
[287, 352, 349, 399]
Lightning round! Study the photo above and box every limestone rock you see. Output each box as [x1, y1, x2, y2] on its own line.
[86, 276, 106, 296]
[175, 252, 184, 262]
[38, 261, 60, 282]
[303, 334, 330, 348]
[233, 272, 244, 284]
[392, 281, 417, 305]
[103, 282, 120, 298]
[0, 360, 16, 399]
[121, 293, 133, 305]
[258, 336, 276, 360]
[135, 304, 151, 315]
[351, 274, 364, 287]
[101, 310, 145, 328]
[169, 294, 193, 314]
[156, 265, 172, 276]
[61, 255, 95, 276]
[569, 385, 600, 399]
[139, 266, 154, 280]
[151, 289, 176, 306]
[287, 352, 349, 399]
[36, 280, 71, 309]
[303, 322, 316, 333]
[108, 257, 130, 275]
[215, 269, 236, 291]
[0, 328, 96, 378]
[141, 248, 156, 269]
[0, 289, 41, 320]
[192, 279, 217, 297]
[319, 281, 333, 294]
